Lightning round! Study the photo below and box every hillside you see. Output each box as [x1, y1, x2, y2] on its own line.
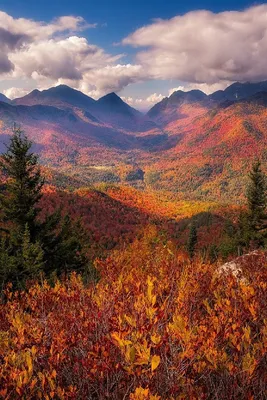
[13, 85, 157, 132]
[0, 81, 266, 201]
[0, 93, 10, 104]
[143, 99, 267, 201]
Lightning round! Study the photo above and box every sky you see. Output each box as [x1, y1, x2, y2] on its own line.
[0, 0, 266, 110]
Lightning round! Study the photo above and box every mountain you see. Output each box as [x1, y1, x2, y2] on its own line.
[13, 85, 96, 110]
[95, 92, 157, 131]
[13, 85, 157, 132]
[0, 93, 11, 104]
[0, 99, 172, 171]
[145, 97, 267, 201]
[213, 81, 267, 101]
[147, 89, 213, 126]
[148, 81, 267, 126]
[0, 81, 265, 201]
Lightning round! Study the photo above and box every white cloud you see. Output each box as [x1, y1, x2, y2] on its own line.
[123, 5, 267, 85]
[0, 12, 89, 42]
[168, 82, 228, 96]
[3, 87, 30, 100]
[122, 92, 165, 110]
[0, 10, 144, 97]
[2, 5, 267, 103]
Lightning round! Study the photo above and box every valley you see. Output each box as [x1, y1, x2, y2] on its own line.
[0, 81, 266, 202]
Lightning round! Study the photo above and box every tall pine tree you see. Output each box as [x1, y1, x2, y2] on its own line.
[0, 128, 95, 288]
[0, 127, 44, 238]
[246, 159, 267, 248]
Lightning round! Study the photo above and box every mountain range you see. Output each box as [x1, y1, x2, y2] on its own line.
[0, 81, 266, 201]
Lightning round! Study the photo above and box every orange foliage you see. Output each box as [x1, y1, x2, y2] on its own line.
[1, 230, 267, 399]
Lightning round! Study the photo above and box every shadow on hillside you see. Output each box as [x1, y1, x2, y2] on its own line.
[41, 187, 228, 261]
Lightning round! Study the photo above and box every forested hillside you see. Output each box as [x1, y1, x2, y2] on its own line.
[0, 81, 267, 201]
[0, 127, 266, 399]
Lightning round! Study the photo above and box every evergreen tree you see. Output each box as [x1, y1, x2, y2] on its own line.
[19, 224, 44, 279]
[246, 159, 267, 248]
[0, 128, 95, 288]
[0, 127, 44, 237]
[0, 236, 16, 291]
[187, 221, 198, 259]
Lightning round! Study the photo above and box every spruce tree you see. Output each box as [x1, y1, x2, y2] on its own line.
[0, 128, 95, 287]
[0, 127, 44, 237]
[246, 159, 267, 248]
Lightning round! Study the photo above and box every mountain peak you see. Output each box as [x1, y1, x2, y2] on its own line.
[13, 84, 96, 110]
[98, 92, 124, 105]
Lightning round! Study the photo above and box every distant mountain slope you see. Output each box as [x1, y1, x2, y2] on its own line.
[13, 85, 157, 133]
[148, 81, 267, 126]
[145, 98, 267, 201]
[0, 93, 11, 104]
[0, 101, 173, 169]
[95, 92, 157, 131]
[13, 85, 96, 109]
[147, 90, 214, 126]
[211, 81, 267, 101]
[1, 81, 266, 201]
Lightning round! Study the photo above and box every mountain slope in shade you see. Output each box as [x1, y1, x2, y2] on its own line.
[95, 92, 157, 132]
[0, 101, 174, 168]
[147, 89, 214, 126]
[13, 85, 96, 109]
[13, 85, 157, 133]
[13, 85, 99, 123]
[0, 93, 11, 104]
[215, 81, 267, 101]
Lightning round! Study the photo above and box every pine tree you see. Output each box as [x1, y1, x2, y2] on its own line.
[246, 159, 267, 248]
[0, 128, 95, 287]
[0, 127, 44, 237]
[187, 221, 197, 259]
[20, 224, 44, 280]
[0, 236, 16, 291]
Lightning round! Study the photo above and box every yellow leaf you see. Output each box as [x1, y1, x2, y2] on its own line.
[151, 334, 161, 345]
[125, 315, 136, 327]
[126, 346, 136, 363]
[151, 355, 160, 372]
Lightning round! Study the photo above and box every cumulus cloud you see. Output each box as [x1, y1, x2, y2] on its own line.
[168, 82, 229, 96]
[122, 92, 165, 110]
[0, 10, 144, 96]
[2, 5, 267, 101]
[123, 5, 267, 85]
[3, 87, 31, 100]
[0, 11, 89, 41]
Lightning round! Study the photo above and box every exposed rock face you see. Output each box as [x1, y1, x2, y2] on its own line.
[218, 250, 267, 282]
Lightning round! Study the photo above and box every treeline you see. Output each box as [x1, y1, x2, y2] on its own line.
[0, 129, 96, 290]
[187, 159, 267, 260]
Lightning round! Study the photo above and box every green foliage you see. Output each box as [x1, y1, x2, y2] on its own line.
[0, 128, 44, 237]
[0, 129, 96, 289]
[20, 224, 44, 279]
[246, 159, 267, 246]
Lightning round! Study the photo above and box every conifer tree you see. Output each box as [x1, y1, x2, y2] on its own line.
[0, 128, 95, 288]
[0, 127, 44, 237]
[246, 159, 267, 247]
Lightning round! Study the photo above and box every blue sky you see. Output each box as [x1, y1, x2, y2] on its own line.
[0, 1, 266, 109]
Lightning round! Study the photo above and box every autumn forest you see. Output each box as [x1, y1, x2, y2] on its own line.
[0, 79, 267, 400]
